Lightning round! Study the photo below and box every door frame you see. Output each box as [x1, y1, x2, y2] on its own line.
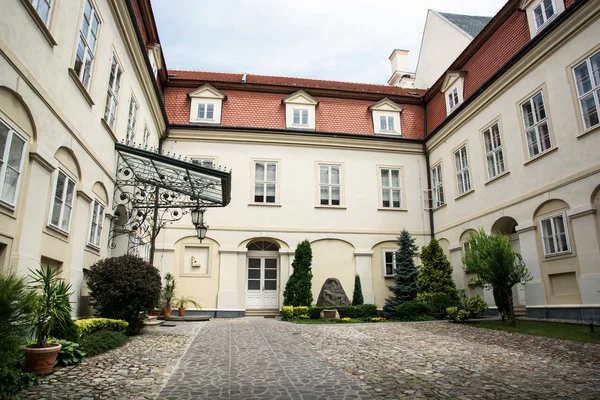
[246, 250, 279, 310]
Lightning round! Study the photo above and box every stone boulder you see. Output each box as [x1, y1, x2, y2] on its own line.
[316, 278, 350, 307]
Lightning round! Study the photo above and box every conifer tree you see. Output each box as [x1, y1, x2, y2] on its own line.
[283, 240, 313, 306]
[383, 229, 419, 316]
[351, 274, 364, 306]
[417, 238, 458, 299]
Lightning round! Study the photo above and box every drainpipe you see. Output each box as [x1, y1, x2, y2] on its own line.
[423, 101, 434, 239]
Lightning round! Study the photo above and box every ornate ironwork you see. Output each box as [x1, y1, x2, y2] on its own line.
[108, 141, 231, 255]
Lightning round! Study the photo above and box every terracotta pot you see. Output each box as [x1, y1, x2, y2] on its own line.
[178, 307, 185, 317]
[163, 308, 172, 319]
[150, 308, 160, 317]
[23, 343, 62, 375]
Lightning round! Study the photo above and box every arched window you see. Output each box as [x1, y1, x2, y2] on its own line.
[247, 240, 279, 251]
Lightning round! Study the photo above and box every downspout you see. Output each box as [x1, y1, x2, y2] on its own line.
[423, 100, 434, 239]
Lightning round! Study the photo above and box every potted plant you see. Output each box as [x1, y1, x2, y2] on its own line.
[23, 265, 73, 374]
[174, 296, 201, 317]
[160, 273, 176, 319]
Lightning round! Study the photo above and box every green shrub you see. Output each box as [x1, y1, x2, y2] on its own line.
[79, 331, 129, 357]
[293, 306, 309, 318]
[465, 295, 488, 318]
[50, 317, 79, 343]
[307, 304, 378, 320]
[395, 300, 432, 321]
[54, 339, 85, 366]
[446, 306, 471, 322]
[75, 318, 128, 338]
[0, 366, 36, 399]
[87, 255, 161, 335]
[415, 292, 461, 315]
[417, 238, 458, 299]
[352, 275, 364, 306]
[283, 240, 313, 306]
[281, 306, 293, 321]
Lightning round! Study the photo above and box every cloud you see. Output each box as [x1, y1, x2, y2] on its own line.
[152, 0, 507, 84]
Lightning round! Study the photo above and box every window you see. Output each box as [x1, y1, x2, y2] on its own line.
[482, 123, 505, 179]
[454, 145, 471, 195]
[380, 168, 401, 208]
[0, 120, 27, 207]
[379, 116, 395, 132]
[191, 158, 215, 168]
[448, 88, 460, 111]
[319, 164, 341, 206]
[29, 0, 52, 25]
[49, 170, 76, 233]
[254, 161, 277, 203]
[540, 213, 570, 256]
[573, 51, 600, 131]
[88, 200, 104, 248]
[293, 109, 309, 126]
[103, 54, 122, 130]
[197, 103, 215, 120]
[521, 91, 552, 158]
[142, 125, 150, 148]
[533, 0, 556, 30]
[74, 0, 100, 90]
[126, 96, 138, 144]
[383, 250, 397, 277]
[431, 164, 445, 209]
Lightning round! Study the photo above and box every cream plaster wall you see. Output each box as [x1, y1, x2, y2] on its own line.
[310, 239, 356, 304]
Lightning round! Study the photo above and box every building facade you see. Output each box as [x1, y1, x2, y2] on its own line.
[0, 0, 598, 320]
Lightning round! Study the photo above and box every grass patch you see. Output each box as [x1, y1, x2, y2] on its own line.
[472, 320, 600, 344]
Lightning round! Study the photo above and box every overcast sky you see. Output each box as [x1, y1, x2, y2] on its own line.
[152, 0, 507, 84]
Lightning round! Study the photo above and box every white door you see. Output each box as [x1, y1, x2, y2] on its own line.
[246, 257, 278, 309]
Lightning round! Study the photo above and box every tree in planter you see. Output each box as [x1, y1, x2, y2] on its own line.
[283, 240, 313, 306]
[463, 228, 531, 326]
[87, 255, 162, 334]
[352, 275, 364, 306]
[417, 238, 458, 299]
[383, 229, 419, 317]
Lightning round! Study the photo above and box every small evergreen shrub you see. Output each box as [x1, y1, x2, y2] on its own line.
[446, 307, 471, 322]
[395, 300, 432, 321]
[54, 340, 86, 366]
[79, 331, 129, 357]
[383, 230, 419, 317]
[293, 306, 309, 318]
[465, 295, 488, 318]
[415, 292, 460, 315]
[75, 318, 128, 338]
[351, 275, 364, 306]
[417, 239, 458, 299]
[281, 306, 293, 321]
[283, 240, 313, 306]
[87, 255, 161, 334]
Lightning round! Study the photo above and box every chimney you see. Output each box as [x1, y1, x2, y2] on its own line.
[388, 49, 415, 89]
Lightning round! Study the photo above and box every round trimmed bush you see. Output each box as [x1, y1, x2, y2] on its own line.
[87, 255, 161, 335]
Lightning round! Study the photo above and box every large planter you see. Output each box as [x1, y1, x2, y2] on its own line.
[22, 343, 62, 375]
[163, 308, 172, 319]
[178, 307, 185, 317]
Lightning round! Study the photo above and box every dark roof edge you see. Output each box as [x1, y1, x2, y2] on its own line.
[168, 124, 424, 145]
[426, 0, 587, 143]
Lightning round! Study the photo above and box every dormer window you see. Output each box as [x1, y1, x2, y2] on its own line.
[283, 91, 318, 130]
[441, 71, 465, 115]
[188, 84, 226, 125]
[147, 44, 162, 79]
[520, 0, 564, 38]
[369, 98, 402, 136]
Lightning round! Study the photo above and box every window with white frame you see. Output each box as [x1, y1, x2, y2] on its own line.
[383, 250, 397, 277]
[292, 109, 309, 126]
[254, 161, 277, 203]
[88, 199, 104, 248]
[454, 145, 472, 195]
[0, 120, 27, 207]
[573, 51, 600, 131]
[103, 54, 122, 130]
[431, 164, 445, 209]
[319, 164, 341, 206]
[482, 122, 505, 179]
[521, 91, 552, 157]
[448, 88, 460, 111]
[380, 168, 401, 208]
[540, 213, 570, 256]
[379, 115, 395, 132]
[29, 0, 53, 25]
[73, 0, 100, 90]
[142, 125, 150, 148]
[533, 0, 556, 31]
[191, 158, 215, 168]
[126, 96, 138, 144]
[49, 170, 76, 233]
[197, 103, 215, 120]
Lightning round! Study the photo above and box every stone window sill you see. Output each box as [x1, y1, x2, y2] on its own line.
[68, 68, 95, 107]
[19, 0, 57, 47]
[523, 146, 558, 166]
[484, 170, 510, 185]
[101, 118, 118, 142]
[247, 203, 282, 207]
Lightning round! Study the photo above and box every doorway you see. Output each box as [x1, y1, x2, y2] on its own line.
[246, 240, 280, 310]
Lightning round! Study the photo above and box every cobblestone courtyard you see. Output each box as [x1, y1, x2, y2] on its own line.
[18, 318, 600, 399]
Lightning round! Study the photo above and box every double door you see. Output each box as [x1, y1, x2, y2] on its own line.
[246, 257, 278, 309]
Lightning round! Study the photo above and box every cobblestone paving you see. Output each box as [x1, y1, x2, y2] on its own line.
[299, 321, 600, 399]
[17, 322, 204, 400]
[158, 318, 373, 400]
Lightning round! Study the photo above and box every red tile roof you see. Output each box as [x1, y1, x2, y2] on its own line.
[168, 70, 426, 97]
